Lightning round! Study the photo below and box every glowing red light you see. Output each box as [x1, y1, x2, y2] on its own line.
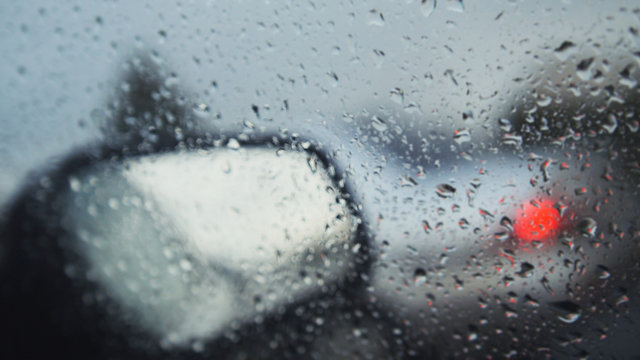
[513, 199, 561, 243]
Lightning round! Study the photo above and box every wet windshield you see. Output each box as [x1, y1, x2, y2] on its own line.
[2, 1, 640, 359]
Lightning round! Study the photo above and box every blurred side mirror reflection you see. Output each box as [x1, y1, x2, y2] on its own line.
[1, 144, 368, 358]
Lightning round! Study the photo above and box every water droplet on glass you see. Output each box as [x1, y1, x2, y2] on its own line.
[436, 184, 456, 198]
[227, 138, 241, 150]
[501, 133, 523, 148]
[192, 103, 211, 119]
[157, 29, 167, 44]
[453, 275, 464, 290]
[494, 231, 510, 242]
[576, 217, 597, 237]
[500, 216, 513, 232]
[421, 0, 437, 18]
[371, 115, 388, 132]
[342, 112, 354, 123]
[536, 94, 553, 107]
[307, 156, 318, 173]
[422, 220, 432, 234]
[626, 120, 639, 133]
[389, 87, 405, 105]
[367, 9, 385, 26]
[504, 305, 518, 319]
[445, 0, 464, 12]
[69, 176, 81, 192]
[596, 265, 611, 279]
[326, 71, 339, 86]
[453, 128, 471, 144]
[524, 294, 540, 307]
[467, 325, 478, 341]
[516, 262, 534, 278]
[400, 175, 418, 187]
[414, 268, 427, 285]
[601, 114, 618, 134]
[615, 295, 629, 306]
[554, 41, 575, 53]
[499, 118, 512, 132]
[541, 276, 553, 294]
[576, 57, 595, 80]
[548, 301, 582, 324]
[574, 187, 587, 196]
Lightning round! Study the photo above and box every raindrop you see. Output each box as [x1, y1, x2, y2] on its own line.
[326, 71, 339, 86]
[422, 220, 432, 234]
[458, 218, 469, 229]
[541, 276, 553, 294]
[524, 294, 540, 307]
[478, 297, 488, 309]
[554, 41, 575, 53]
[243, 119, 255, 129]
[367, 9, 385, 26]
[469, 178, 482, 189]
[157, 29, 167, 42]
[576, 57, 594, 71]
[501, 133, 523, 148]
[414, 268, 427, 285]
[500, 216, 513, 232]
[596, 265, 611, 279]
[342, 112, 354, 123]
[576, 217, 597, 237]
[192, 103, 211, 119]
[498, 118, 512, 132]
[468, 325, 478, 342]
[69, 177, 81, 192]
[479, 208, 494, 220]
[574, 187, 587, 196]
[453, 275, 464, 290]
[371, 115, 388, 132]
[540, 159, 552, 182]
[389, 87, 405, 104]
[421, 0, 437, 18]
[453, 128, 471, 144]
[494, 231, 510, 242]
[516, 262, 534, 278]
[504, 305, 518, 319]
[436, 184, 456, 198]
[615, 295, 629, 306]
[400, 175, 418, 187]
[251, 104, 260, 119]
[227, 138, 241, 150]
[536, 94, 552, 107]
[601, 114, 618, 134]
[576, 57, 595, 80]
[448, 0, 464, 12]
[553, 41, 577, 61]
[548, 301, 582, 324]
[307, 157, 318, 173]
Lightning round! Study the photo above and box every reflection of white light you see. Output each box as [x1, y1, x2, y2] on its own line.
[64, 148, 356, 347]
[126, 149, 348, 265]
